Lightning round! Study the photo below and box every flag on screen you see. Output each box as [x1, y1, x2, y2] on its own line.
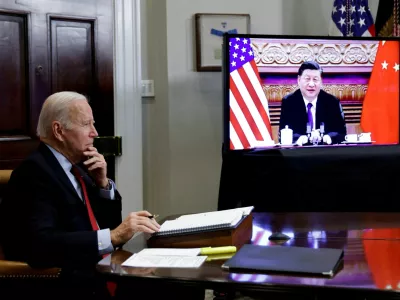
[360, 40, 399, 144]
[229, 37, 273, 150]
[329, 0, 375, 36]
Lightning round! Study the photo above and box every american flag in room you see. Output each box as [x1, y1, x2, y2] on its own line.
[329, 0, 375, 37]
[228, 37, 274, 150]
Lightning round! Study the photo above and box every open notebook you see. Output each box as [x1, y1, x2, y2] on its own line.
[152, 206, 254, 237]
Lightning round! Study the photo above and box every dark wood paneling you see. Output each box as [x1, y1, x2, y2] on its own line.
[0, 13, 29, 136]
[50, 18, 95, 98]
[0, 139, 39, 169]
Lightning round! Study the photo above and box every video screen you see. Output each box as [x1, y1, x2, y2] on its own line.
[223, 34, 400, 151]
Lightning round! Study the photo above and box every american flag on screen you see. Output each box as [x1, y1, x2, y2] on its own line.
[329, 0, 375, 37]
[229, 38, 273, 150]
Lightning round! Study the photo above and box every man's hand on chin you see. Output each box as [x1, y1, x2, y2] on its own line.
[82, 146, 108, 188]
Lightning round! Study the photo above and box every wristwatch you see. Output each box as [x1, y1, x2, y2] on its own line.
[103, 179, 112, 190]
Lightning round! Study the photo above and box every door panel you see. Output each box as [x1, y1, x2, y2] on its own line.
[0, 13, 29, 136]
[0, 11, 37, 169]
[50, 17, 95, 96]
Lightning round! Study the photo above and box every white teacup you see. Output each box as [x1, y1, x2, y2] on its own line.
[358, 132, 372, 142]
[345, 134, 358, 143]
[280, 125, 293, 146]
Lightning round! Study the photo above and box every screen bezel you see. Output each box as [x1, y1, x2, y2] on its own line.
[222, 33, 400, 153]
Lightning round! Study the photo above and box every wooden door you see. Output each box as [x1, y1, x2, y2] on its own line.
[0, 0, 114, 176]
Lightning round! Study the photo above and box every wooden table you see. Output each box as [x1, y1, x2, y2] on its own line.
[96, 212, 400, 299]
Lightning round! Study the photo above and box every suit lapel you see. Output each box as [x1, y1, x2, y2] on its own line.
[38, 143, 84, 205]
[75, 163, 97, 191]
[315, 92, 324, 128]
[295, 90, 308, 124]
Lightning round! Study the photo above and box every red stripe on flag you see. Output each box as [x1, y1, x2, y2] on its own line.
[252, 230, 265, 245]
[230, 76, 263, 140]
[239, 62, 273, 137]
[368, 24, 376, 37]
[230, 140, 234, 150]
[249, 61, 273, 136]
[230, 108, 250, 149]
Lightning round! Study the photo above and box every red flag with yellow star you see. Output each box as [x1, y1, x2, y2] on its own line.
[361, 40, 399, 144]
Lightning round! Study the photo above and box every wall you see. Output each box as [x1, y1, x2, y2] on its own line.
[141, 0, 171, 217]
[140, 0, 380, 218]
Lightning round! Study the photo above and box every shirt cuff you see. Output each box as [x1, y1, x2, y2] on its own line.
[99, 179, 115, 199]
[97, 228, 114, 255]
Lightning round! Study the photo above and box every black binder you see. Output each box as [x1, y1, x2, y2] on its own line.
[221, 244, 344, 277]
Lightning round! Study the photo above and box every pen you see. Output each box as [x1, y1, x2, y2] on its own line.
[148, 214, 159, 219]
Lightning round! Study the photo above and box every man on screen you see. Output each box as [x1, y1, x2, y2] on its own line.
[279, 61, 347, 145]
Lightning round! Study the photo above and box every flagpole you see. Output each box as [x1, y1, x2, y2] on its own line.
[393, 0, 400, 36]
[346, 0, 351, 36]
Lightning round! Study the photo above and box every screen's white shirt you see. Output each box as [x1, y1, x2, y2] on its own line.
[303, 97, 317, 130]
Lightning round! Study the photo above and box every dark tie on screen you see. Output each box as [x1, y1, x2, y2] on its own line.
[307, 102, 313, 130]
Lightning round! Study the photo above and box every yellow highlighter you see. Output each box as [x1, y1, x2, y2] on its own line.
[200, 246, 237, 255]
[206, 253, 235, 262]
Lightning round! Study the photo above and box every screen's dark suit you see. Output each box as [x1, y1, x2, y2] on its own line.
[0, 142, 122, 270]
[279, 89, 347, 144]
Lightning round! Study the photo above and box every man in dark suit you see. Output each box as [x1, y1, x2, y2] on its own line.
[0, 91, 160, 298]
[279, 61, 347, 145]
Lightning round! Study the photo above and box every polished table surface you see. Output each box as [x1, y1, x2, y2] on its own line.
[97, 212, 400, 298]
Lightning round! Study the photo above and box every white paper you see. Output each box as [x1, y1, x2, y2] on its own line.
[175, 206, 253, 221]
[122, 253, 207, 268]
[136, 248, 201, 256]
[158, 206, 254, 233]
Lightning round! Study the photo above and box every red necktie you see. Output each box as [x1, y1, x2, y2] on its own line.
[71, 165, 117, 296]
[71, 165, 99, 231]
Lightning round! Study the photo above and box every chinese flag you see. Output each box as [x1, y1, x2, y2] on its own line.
[360, 41, 399, 144]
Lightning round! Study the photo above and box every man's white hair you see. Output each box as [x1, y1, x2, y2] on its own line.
[36, 91, 88, 138]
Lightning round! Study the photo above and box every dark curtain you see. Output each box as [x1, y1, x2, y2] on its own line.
[375, 0, 400, 36]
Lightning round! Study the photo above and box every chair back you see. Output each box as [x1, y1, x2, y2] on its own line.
[0, 170, 12, 201]
[0, 170, 12, 260]
[0, 168, 60, 300]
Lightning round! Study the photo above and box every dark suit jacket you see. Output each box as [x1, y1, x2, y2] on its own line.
[0, 142, 122, 270]
[279, 89, 347, 144]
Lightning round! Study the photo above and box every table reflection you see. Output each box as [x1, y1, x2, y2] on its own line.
[231, 229, 400, 290]
[251, 212, 400, 241]
[363, 229, 400, 291]
[229, 231, 377, 288]
[252, 226, 329, 249]
[230, 273, 270, 283]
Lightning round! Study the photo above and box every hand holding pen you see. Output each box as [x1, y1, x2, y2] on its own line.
[148, 214, 159, 220]
[110, 210, 160, 246]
